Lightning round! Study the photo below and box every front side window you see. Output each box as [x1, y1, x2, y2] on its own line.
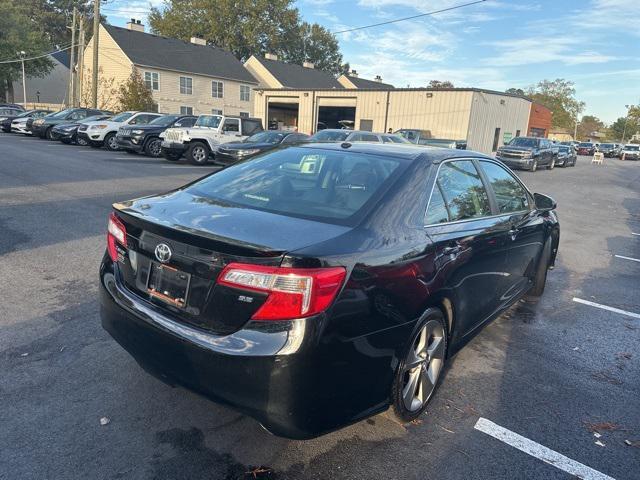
[186, 147, 405, 224]
[428, 160, 491, 223]
[222, 118, 239, 132]
[144, 72, 159, 91]
[180, 106, 193, 115]
[211, 80, 224, 98]
[180, 76, 193, 95]
[240, 85, 251, 102]
[479, 161, 530, 214]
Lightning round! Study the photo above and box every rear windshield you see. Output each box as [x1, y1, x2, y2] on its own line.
[558, 146, 571, 152]
[246, 131, 285, 144]
[508, 138, 538, 147]
[600, 143, 614, 148]
[310, 130, 350, 142]
[186, 147, 406, 224]
[625, 145, 639, 151]
[578, 142, 593, 147]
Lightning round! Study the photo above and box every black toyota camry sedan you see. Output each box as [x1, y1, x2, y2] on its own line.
[100, 143, 559, 439]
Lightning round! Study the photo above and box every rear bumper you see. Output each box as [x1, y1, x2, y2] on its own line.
[100, 258, 388, 439]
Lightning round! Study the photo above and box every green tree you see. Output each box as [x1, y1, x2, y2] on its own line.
[117, 70, 155, 111]
[505, 87, 525, 95]
[577, 115, 604, 140]
[428, 80, 454, 88]
[0, 0, 54, 101]
[527, 79, 585, 130]
[148, 0, 345, 74]
[609, 117, 628, 141]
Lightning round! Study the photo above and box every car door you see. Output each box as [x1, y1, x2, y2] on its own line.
[424, 159, 510, 339]
[477, 159, 545, 298]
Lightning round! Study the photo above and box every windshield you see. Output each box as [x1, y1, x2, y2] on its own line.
[578, 142, 593, 147]
[625, 145, 639, 151]
[16, 110, 36, 118]
[149, 115, 180, 126]
[310, 130, 349, 142]
[195, 115, 222, 128]
[81, 115, 110, 123]
[558, 146, 571, 152]
[600, 143, 614, 148]
[111, 112, 134, 122]
[186, 147, 405, 224]
[245, 131, 286, 144]
[508, 138, 539, 148]
[49, 109, 72, 119]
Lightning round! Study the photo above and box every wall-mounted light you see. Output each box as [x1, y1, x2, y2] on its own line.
[303, 92, 309, 97]
[426, 92, 433, 98]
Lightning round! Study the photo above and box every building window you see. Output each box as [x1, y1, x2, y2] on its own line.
[180, 76, 193, 95]
[212, 109, 223, 115]
[240, 85, 251, 102]
[211, 81, 224, 98]
[144, 71, 159, 91]
[239, 112, 249, 118]
[180, 106, 193, 115]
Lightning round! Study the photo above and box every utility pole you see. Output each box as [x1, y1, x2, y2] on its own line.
[92, 0, 100, 108]
[574, 119, 578, 141]
[68, 7, 77, 107]
[77, 16, 85, 107]
[621, 104, 631, 143]
[18, 51, 27, 106]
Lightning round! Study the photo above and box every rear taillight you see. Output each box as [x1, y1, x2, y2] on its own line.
[218, 263, 346, 320]
[107, 212, 127, 262]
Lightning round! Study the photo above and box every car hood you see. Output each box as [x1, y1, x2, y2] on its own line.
[219, 142, 275, 150]
[84, 120, 124, 128]
[114, 189, 350, 254]
[12, 117, 28, 124]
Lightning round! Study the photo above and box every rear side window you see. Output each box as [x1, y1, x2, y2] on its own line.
[425, 184, 449, 225]
[350, 133, 379, 142]
[427, 160, 491, 223]
[479, 161, 530, 213]
[187, 147, 406, 224]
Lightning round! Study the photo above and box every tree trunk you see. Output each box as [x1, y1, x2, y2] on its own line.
[6, 78, 15, 103]
[0, 77, 6, 102]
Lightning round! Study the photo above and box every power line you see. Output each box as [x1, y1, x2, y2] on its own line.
[332, 0, 488, 34]
[0, 43, 74, 64]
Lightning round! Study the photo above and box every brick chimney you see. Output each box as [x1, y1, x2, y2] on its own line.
[190, 36, 207, 46]
[350, 69, 358, 78]
[126, 19, 144, 32]
[265, 53, 278, 61]
[303, 61, 315, 69]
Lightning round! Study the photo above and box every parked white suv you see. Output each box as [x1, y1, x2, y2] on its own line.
[160, 114, 263, 164]
[78, 111, 162, 150]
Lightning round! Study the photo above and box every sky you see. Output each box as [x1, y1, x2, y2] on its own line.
[102, 0, 640, 124]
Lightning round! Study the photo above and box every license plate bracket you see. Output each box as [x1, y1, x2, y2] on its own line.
[147, 262, 191, 308]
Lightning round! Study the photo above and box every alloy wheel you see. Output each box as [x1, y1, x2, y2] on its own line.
[531, 160, 538, 172]
[77, 137, 87, 146]
[401, 319, 446, 412]
[149, 139, 162, 157]
[107, 135, 118, 150]
[192, 146, 207, 163]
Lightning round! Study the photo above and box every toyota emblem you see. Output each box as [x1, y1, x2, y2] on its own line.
[155, 243, 172, 263]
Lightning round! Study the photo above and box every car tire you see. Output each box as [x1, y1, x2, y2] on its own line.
[530, 159, 538, 172]
[144, 138, 163, 158]
[104, 133, 119, 151]
[187, 141, 210, 165]
[526, 238, 552, 299]
[388, 308, 447, 424]
[548, 157, 555, 170]
[77, 136, 88, 147]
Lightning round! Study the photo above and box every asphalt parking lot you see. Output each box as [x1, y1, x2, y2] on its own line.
[1, 133, 639, 480]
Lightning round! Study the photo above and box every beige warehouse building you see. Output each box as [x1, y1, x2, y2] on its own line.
[253, 88, 533, 154]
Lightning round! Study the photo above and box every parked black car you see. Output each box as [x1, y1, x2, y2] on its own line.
[576, 142, 596, 156]
[0, 104, 24, 118]
[396, 128, 433, 144]
[597, 143, 618, 157]
[100, 143, 559, 439]
[31, 107, 107, 139]
[1, 109, 52, 133]
[50, 114, 112, 145]
[556, 145, 576, 167]
[215, 130, 310, 165]
[495, 136, 556, 171]
[115, 115, 197, 157]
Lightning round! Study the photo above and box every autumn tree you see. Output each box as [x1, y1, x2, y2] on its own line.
[428, 80, 454, 89]
[527, 79, 585, 130]
[577, 115, 604, 140]
[148, 0, 345, 74]
[117, 70, 156, 112]
[81, 68, 118, 110]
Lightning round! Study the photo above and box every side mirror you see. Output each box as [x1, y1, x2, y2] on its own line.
[534, 192, 556, 212]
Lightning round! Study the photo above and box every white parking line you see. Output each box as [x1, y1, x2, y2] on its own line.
[572, 297, 640, 319]
[614, 254, 640, 263]
[474, 418, 615, 480]
[632, 233, 640, 236]
[160, 165, 216, 169]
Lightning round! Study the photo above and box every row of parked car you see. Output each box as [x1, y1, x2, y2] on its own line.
[495, 137, 577, 171]
[575, 141, 639, 160]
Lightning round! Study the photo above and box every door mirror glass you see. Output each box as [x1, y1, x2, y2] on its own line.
[533, 193, 556, 212]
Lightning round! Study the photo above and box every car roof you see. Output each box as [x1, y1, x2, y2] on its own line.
[298, 142, 488, 162]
